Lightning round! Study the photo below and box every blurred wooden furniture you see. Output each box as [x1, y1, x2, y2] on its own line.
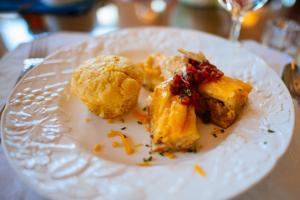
[0, 0, 299, 57]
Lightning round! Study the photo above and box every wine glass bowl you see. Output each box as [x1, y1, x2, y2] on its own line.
[218, 0, 268, 41]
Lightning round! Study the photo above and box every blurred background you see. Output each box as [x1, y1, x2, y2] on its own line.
[0, 0, 299, 57]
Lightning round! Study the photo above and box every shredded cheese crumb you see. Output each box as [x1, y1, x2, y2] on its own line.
[107, 130, 123, 138]
[85, 117, 92, 122]
[112, 141, 121, 148]
[107, 119, 114, 124]
[194, 165, 206, 177]
[145, 123, 150, 132]
[211, 128, 225, 137]
[93, 144, 102, 153]
[135, 144, 144, 148]
[164, 152, 176, 159]
[137, 162, 151, 167]
[107, 130, 135, 155]
[133, 109, 149, 124]
[145, 66, 161, 76]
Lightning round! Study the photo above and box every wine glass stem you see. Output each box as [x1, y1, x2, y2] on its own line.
[229, 17, 242, 41]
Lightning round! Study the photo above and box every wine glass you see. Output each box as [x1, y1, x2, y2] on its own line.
[218, 0, 268, 41]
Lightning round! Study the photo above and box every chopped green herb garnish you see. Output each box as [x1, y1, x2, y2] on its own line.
[137, 121, 143, 125]
[159, 152, 164, 156]
[184, 89, 192, 97]
[268, 129, 275, 133]
[187, 148, 197, 153]
[121, 127, 127, 130]
[145, 144, 150, 147]
[143, 156, 153, 162]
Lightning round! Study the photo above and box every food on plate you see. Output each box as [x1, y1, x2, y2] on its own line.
[159, 55, 187, 81]
[139, 53, 186, 90]
[133, 108, 149, 124]
[112, 141, 121, 148]
[71, 55, 142, 119]
[139, 54, 165, 91]
[199, 76, 252, 128]
[71, 50, 251, 154]
[107, 130, 135, 155]
[93, 143, 102, 153]
[194, 165, 206, 177]
[162, 152, 176, 159]
[175, 49, 252, 128]
[145, 49, 252, 128]
[137, 162, 152, 167]
[147, 49, 252, 152]
[149, 81, 200, 152]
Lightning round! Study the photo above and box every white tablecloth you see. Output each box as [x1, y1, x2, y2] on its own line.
[0, 32, 299, 200]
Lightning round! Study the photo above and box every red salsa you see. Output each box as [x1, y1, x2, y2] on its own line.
[170, 58, 223, 121]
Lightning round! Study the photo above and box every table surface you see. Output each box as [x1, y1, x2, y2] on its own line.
[0, 0, 300, 57]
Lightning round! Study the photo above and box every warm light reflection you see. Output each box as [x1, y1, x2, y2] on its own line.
[134, 2, 158, 24]
[282, 0, 296, 7]
[96, 4, 119, 26]
[151, 0, 167, 13]
[0, 14, 33, 50]
[134, 0, 167, 24]
[91, 27, 118, 36]
[0, 13, 19, 19]
[242, 11, 259, 28]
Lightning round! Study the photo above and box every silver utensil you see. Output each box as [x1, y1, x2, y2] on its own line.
[0, 38, 48, 142]
[282, 62, 300, 104]
[18, 38, 48, 81]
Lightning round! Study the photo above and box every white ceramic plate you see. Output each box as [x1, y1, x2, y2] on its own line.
[1, 27, 295, 200]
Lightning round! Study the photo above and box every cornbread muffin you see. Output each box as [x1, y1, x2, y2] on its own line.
[71, 55, 142, 119]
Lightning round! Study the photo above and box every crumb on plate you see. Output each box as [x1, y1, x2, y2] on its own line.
[135, 144, 144, 148]
[143, 156, 153, 163]
[133, 109, 149, 124]
[137, 162, 152, 167]
[164, 152, 176, 159]
[194, 165, 206, 177]
[112, 141, 121, 148]
[85, 117, 92, 122]
[107, 119, 114, 124]
[93, 144, 102, 153]
[107, 130, 135, 155]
